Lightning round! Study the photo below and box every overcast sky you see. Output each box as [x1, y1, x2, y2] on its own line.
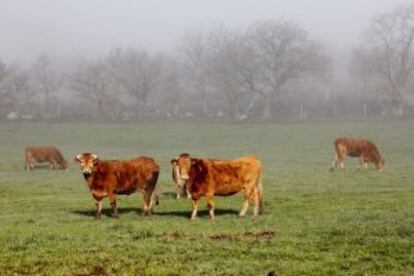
[0, 0, 409, 63]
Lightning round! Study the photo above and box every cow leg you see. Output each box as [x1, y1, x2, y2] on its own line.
[331, 152, 339, 170]
[186, 186, 191, 199]
[148, 190, 156, 215]
[176, 186, 181, 199]
[109, 194, 119, 218]
[206, 195, 215, 220]
[142, 191, 153, 216]
[191, 199, 199, 220]
[339, 157, 345, 169]
[50, 160, 57, 170]
[111, 201, 119, 218]
[239, 192, 250, 217]
[252, 188, 260, 220]
[95, 200, 103, 219]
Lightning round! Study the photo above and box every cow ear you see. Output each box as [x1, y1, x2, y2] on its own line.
[74, 154, 83, 162]
[91, 154, 99, 163]
[170, 158, 178, 165]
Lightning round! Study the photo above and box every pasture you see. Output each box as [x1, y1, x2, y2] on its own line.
[0, 121, 413, 275]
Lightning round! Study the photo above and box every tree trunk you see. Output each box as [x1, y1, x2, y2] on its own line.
[299, 103, 304, 120]
[262, 95, 272, 119]
[241, 94, 259, 118]
[201, 88, 208, 117]
[391, 103, 403, 118]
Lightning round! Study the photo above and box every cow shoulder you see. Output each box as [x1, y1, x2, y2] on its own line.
[189, 159, 209, 186]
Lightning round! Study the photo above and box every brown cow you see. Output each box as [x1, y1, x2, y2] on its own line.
[171, 153, 263, 220]
[75, 153, 159, 219]
[172, 161, 190, 199]
[25, 146, 68, 171]
[331, 137, 385, 171]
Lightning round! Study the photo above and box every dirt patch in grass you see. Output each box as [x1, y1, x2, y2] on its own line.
[244, 230, 275, 239]
[209, 233, 235, 241]
[76, 266, 108, 276]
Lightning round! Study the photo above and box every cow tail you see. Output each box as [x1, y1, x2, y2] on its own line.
[257, 171, 264, 215]
[152, 171, 160, 206]
[24, 148, 30, 171]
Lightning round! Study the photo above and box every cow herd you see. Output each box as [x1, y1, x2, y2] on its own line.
[24, 137, 384, 220]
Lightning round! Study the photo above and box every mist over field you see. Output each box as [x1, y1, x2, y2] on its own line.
[1, 0, 413, 121]
[0, 1, 413, 275]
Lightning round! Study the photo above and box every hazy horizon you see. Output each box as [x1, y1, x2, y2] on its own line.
[0, 0, 408, 63]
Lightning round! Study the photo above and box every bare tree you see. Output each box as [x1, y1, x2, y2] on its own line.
[31, 55, 62, 99]
[353, 4, 414, 116]
[108, 48, 163, 117]
[70, 59, 121, 120]
[206, 25, 246, 119]
[0, 62, 32, 117]
[31, 54, 63, 119]
[245, 21, 329, 118]
[177, 30, 210, 116]
[159, 56, 183, 117]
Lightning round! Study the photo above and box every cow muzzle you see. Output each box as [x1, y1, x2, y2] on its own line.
[180, 174, 189, 181]
[82, 169, 92, 176]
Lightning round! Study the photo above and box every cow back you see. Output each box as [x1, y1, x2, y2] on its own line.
[189, 156, 261, 197]
[90, 156, 159, 195]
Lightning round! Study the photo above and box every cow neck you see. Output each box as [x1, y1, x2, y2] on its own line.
[189, 158, 208, 187]
[83, 160, 103, 185]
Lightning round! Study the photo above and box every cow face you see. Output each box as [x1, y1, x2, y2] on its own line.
[59, 160, 69, 170]
[171, 160, 186, 188]
[75, 153, 98, 176]
[377, 158, 385, 172]
[171, 153, 192, 183]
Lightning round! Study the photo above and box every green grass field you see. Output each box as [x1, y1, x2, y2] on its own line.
[0, 121, 413, 275]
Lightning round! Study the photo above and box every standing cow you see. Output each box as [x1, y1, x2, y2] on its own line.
[331, 137, 385, 171]
[171, 153, 263, 220]
[172, 160, 190, 199]
[25, 146, 68, 171]
[75, 153, 159, 219]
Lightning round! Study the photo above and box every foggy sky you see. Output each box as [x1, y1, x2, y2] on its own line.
[0, 0, 408, 63]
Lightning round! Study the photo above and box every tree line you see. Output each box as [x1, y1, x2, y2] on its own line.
[1, 4, 414, 121]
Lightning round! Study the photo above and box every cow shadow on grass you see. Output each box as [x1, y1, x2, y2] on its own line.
[71, 207, 142, 218]
[160, 191, 178, 199]
[71, 207, 239, 218]
[156, 208, 239, 218]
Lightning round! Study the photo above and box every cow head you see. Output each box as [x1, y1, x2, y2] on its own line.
[376, 158, 385, 172]
[75, 153, 99, 176]
[61, 160, 69, 170]
[171, 153, 192, 185]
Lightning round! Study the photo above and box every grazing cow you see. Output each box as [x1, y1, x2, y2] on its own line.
[331, 137, 385, 171]
[171, 153, 263, 220]
[172, 161, 190, 199]
[75, 153, 159, 219]
[25, 146, 68, 171]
